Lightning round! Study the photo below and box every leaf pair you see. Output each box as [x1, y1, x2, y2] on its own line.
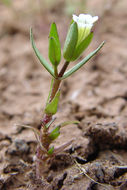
[30, 24, 61, 77]
[30, 25, 104, 80]
[47, 120, 79, 155]
[30, 28, 55, 78]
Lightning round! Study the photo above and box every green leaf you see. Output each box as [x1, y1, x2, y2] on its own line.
[57, 120, 80, 128]
[45, 89, 60, 115]
[48, 23, 61, 66]
[48, 146, 54, 155]
[30, 28, 55, 78]
[49, 37, 60, 66]
[45, 117, 56, 129]
[63, 22, 78, 61]
[49, 126, 60, 140]
[16, 124, 40, 136]
[48, 120, 79, 141]
[71, 32, 93, 61]
[61, 41, 105, 80]
[49, 23, 60, 45]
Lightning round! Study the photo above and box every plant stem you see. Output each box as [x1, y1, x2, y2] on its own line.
[54, 66, 58, 78]
[36, 61, 70, 179]
[58, 61, 69, 77]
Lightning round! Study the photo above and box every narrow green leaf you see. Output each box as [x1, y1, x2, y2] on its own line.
[63, 22, 78, 61]
[16, 124, 40, 136]
[61, 41, 105, 80]
[49, 126, 60, 140]
[57, 120, 80, 128]
[48, 146, 54, 155]
[45, 117, 56, 129]
[30, 28, 55, 78]
[48, 120, 79, 141]
[71, 32, 93, 61]
[48, 23, 61, 66]
[45, 89, 60, 115]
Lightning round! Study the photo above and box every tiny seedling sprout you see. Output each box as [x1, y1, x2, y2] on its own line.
[29, 13, 104, 179]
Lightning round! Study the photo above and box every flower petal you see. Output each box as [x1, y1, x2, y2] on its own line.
[72, 14, 98, 46]
[79, 14, 93, 23]
[92, 16, 99, 23]
[73, 14, 79, 22]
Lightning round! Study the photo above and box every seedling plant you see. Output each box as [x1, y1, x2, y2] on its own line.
[29, 14, 104, 179]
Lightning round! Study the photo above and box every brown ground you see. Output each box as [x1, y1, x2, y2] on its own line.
[0, 0, 127, 189]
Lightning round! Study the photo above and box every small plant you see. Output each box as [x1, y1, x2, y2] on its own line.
[30, 14, 104, 179]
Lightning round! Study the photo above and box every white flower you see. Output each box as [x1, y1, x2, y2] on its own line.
[73, 14, 98, 45]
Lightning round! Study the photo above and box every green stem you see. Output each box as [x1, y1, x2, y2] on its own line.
[48, 61, 70, 103]
[36, 61, 70, 179]
[42, 61, 70, 128]
[49, 79, 61, 102]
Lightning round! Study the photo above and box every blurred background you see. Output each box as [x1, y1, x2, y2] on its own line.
[0, 0, 127, 189]
[0, 0, 127, 137]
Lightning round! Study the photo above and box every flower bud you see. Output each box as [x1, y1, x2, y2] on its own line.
[73, 14, 98, 46]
